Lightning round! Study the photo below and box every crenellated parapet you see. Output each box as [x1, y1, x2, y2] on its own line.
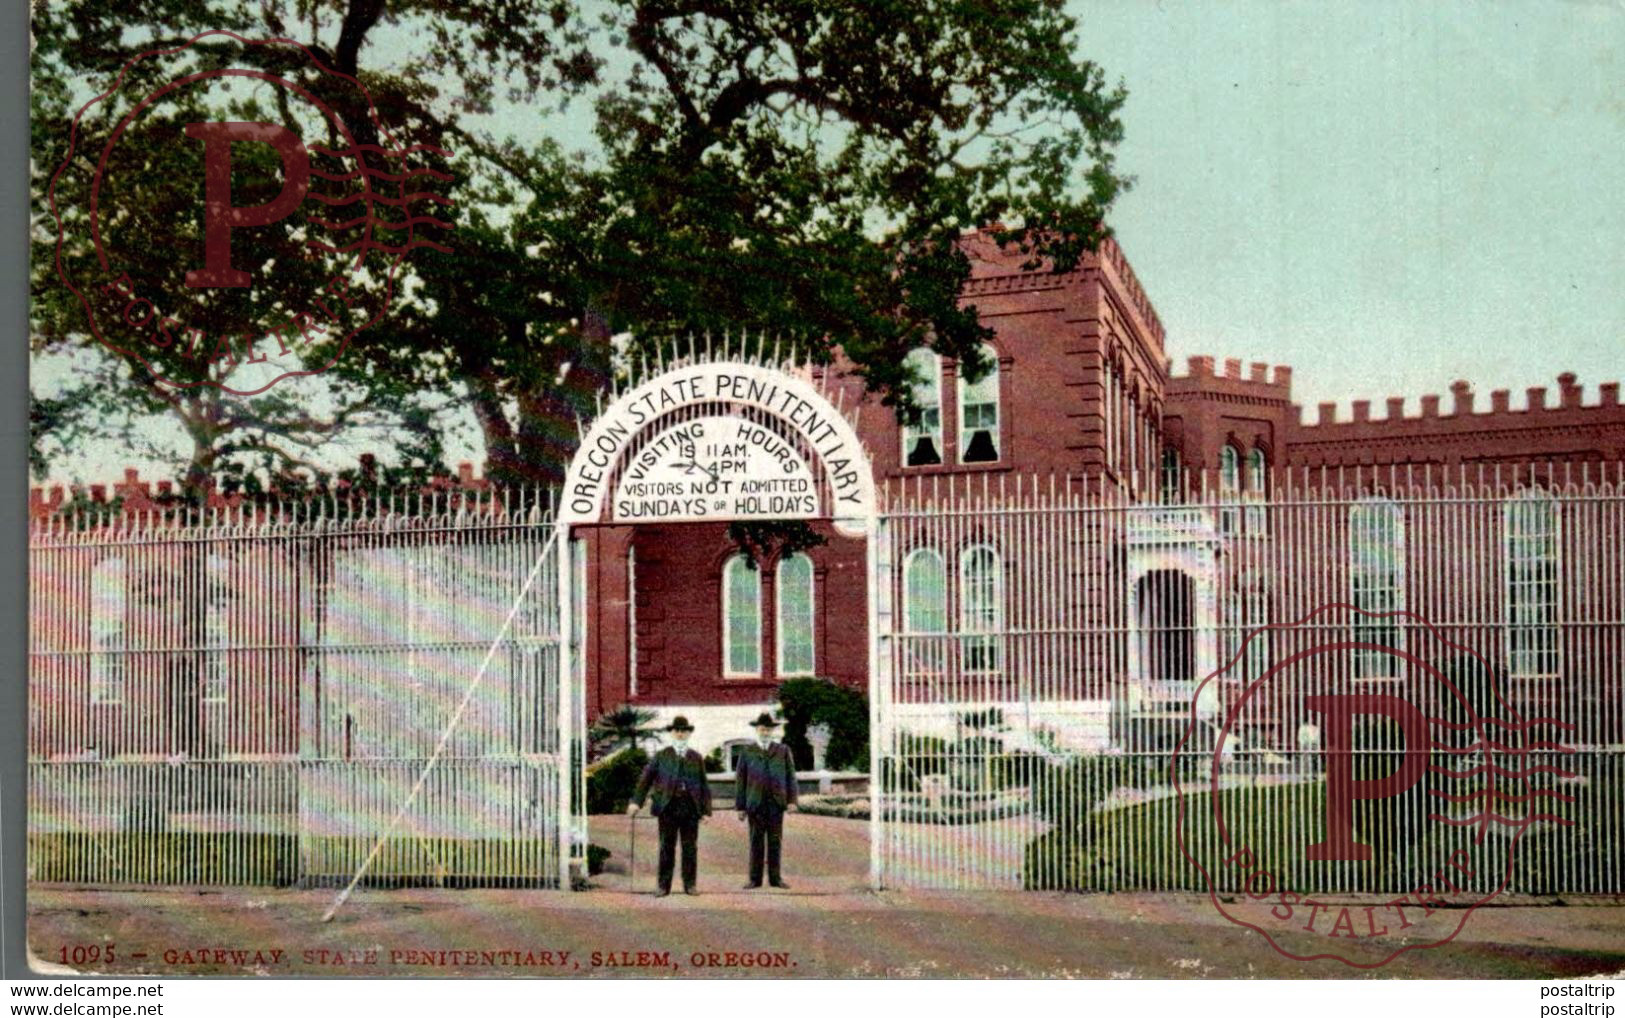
[1283, 372, 1625, 467]
[29, 459, 495, 521]
[1293, 373, 1621, 428]
[1166, 355, 1294, 405]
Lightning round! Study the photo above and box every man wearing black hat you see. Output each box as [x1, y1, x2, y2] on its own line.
[628, 716, 711, 896]
[734, 712, 798, 889]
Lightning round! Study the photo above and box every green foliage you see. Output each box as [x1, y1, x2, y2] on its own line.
[588, 704, 661, 760]
[1510, 752, 1625, 896]
[1025, 781, 1334, 892]
[794, 795, 869, 820]
[879, 730, 952, 792]
[587, 844, 612, 876]
[30, 832, 298, 886]
[32, 1, 1132, 488]
[28, 833, 568, 887]
[960, 708, 1007, 732]
[702, 747, 726, 774]
[1027, 753, 1142, 825]
[586, 747, 649, 814]
[777, 677, 869, 771]
[726, 520, 827, 571]
[1348, 717, 1430, 889]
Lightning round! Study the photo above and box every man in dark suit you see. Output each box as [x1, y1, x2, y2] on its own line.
[628, 716, 711, 896]
[734, 712, 798, 889]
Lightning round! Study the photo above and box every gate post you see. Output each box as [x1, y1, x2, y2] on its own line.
[868, 511, 891, 891]
[555, 521, 574, 890]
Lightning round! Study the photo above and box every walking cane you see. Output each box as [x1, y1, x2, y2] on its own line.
[628, 809, 637, 893]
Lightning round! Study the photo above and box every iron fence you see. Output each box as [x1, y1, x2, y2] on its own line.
[872, 463, 1625, 893]
[28, 490, 570, 888]
[28, 462, 1625, 895]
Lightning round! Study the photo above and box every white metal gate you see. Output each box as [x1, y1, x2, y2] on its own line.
[28, 490, 577, 888]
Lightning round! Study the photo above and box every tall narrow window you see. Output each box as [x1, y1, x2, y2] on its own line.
[1247, 447, 1267, 493]
[1227, 574, 1271, 682]
[89, 556, 127, 705]
[1131, 395, 1144, 481]
[903, 548, 947, 676]
[1161, 447, 1183, 504]
[1138, 570, 1195, 690]
[1245, 584, 1271, 681]
[1245, 446, 1269, 532]
[722, 554, 761, 677]
[1505, 489, 1561, 680]
[1103, 367, 1118, 475]
[1218, 444, 1242, 534]
[1349, 499, 1406, 679]
[958, 344, 1001, 463]
[776, 553, 815, 677]
[901, 347, 942, 466]
[626, 544, 638, 698]
[202, 553, 231, 703]
[959, 545, 1003, 674]
[1219, 444, 1241, 491]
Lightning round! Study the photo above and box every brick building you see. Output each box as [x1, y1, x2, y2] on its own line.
[31, 233, 1625, 763]
[516, 234, 1619, 760]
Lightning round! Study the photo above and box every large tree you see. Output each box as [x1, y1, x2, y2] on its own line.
[31, 0, 1129, 490]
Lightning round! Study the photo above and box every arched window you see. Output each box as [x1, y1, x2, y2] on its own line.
[901, 347, 942, 466]
[1505, 489, 1561, 680]
[722, 554, 761, 677]
[1349, 499, 1406, 679]
[1161, 447, 1183, 504]
[1104, 366, 1119, 474]
[1244, 446, 1269, 532]
[1126, 395, 1139, 482]
[89, 555, 127, 705]
[959, 545, 1003, 673]
[776, 553, 815, 677]
[1247, 446, 1267, 494]
[1219, 444, 1241, 492]
[1227, 573, 1271, 682]
[903, 548, 947, 675]
[958, 344, 1001, 464]
[1218, 444, 1242, 533]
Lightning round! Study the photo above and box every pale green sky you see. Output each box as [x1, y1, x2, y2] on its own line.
[36, 1, 1625, 483]
[1069, 0, 1623, 410]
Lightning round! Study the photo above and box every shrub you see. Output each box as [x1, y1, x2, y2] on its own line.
[1029, 753, 1136, 824]
[1024, 781, 1334, 892]
[587, 844, 611, 876]
[778, 677, 869, 771]
[880, 730, 951, 792]
[588, 705, 660, 762]
[586, 748, 648, 814]
[991, 750, 1048, 790]
[1510, 752, 1625, 895]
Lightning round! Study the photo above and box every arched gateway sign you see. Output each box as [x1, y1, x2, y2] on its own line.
[553, 357, 878, 887]
[560, 361, 875, 535]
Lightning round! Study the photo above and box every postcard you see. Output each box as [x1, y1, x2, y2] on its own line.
[18, 0, 1625, 987]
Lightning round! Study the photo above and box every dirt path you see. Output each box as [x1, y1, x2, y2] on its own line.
[26, 816, 1625, 979]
